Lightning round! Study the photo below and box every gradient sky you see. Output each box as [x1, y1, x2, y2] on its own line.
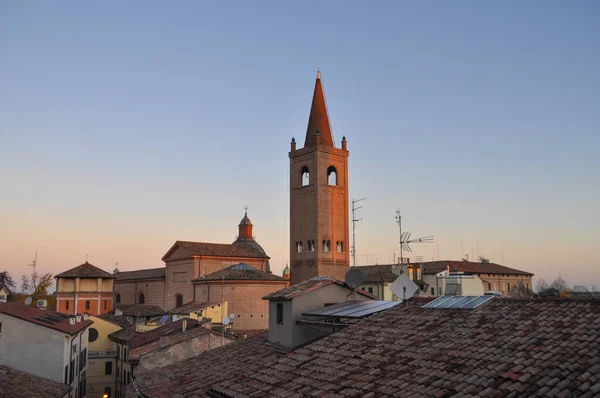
[1, 1, 599, 290]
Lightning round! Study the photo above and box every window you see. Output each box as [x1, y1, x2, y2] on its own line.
[488, 283, 492, 291]
[123, 347, 127, 362]
[117, 345, 121, 360]
[322, 240, 330, 252]
[296, 241, 303, 253]
[507, 282, 511, 290]
[336, 241, 344, 252]
[85, 300, 90, 310]
[276, 303, 283, 325]
[70, 359, 75, 384]
[327, 166, 337, 186]
[104, 300, 108, 310]
[301, 166, 310, 186]
[431, 287, 435, 295]
[116, 293, 121, 304]
[66, 301, 70, 311]
[105, 361, 113, 375]
[138, 293, 145, 304]
[367, 287, 374, 294]
[308, 240, 315, 252]
[104, 387, 112, 398]
[176, 294, 183, 308]
[64, 365, 68, 384]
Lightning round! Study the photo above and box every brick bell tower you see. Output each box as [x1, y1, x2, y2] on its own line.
[289, 71, 350, 285]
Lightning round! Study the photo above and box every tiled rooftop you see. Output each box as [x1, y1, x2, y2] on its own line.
[96, 312, 133, 328]
[115, 303, 165, 317]
[0, 302, 92, 335]
[129, 298, 600, 397]
[114, 267, 166, 281]
[263, 276, 376, 300]
[168, 301, 218, 315]
[54, 261, 115, 279]
[126, 332, 282, 397]
[192, 263, 284, 282]
[419, 260, 534, 276]
[129, 321, 220, 360]
[164, 240, 270, 261]
[0, 365, 70, 398]
[356, 264, 399, 283]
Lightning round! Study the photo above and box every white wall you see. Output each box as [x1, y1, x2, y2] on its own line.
[0, 313, 88, 396]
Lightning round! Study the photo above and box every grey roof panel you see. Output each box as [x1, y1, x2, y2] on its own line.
[302, 300, 400, 319]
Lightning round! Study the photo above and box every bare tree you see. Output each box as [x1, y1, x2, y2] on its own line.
[571, 285, 589, 293]
[31, 273, 53, 302]
[20, 275, 30, 294]
[479, 256, 490, 264]
[0, 271, 16, 291]
[507, 281, 533, 298]
[536, 277, 570, 298]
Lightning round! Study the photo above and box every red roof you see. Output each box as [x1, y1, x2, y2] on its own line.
[0, 365, 70, 398]
[162, 240, 270, 261]
[304, 71, 335, 148]
[54, 261, 115, 279]
[0, 303, 92, 335]
[263, 276, 376, 300]
[114, 267, 166, 281]
[419, 260, 534, 276]
[129, 298, 600, 397]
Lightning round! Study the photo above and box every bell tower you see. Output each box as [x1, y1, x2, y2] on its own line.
[289, 71, 350, 285]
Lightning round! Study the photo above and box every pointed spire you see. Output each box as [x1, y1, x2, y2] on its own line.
[304, 70, 334, 148]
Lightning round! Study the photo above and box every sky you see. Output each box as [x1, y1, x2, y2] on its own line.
[1, 1, 599, 290]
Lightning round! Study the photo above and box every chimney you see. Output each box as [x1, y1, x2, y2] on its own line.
[76, 314, 81, 323]
[182, 319, 187, 333]
[83, 313, 88, 320]
[69, 317, 76, 325]
[291, 137, 296, 151]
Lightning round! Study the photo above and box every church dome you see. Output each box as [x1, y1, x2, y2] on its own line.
[239, 213, 252, 226]
[282, 265, 290, 278]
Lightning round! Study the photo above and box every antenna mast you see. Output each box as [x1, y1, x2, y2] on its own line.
[351, 198, 366, 267]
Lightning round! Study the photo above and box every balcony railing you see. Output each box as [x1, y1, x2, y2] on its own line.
[88, 350, 116, 358]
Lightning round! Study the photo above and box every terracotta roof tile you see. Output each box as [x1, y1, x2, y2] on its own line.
[0, 365, 70, 398]
[192, 263, 284, 282]
[129, 298, 600, 397]
[54, 261, 115, 279]
[356, 265, 399, 283]
[96, 312, 133, 328]
[0, 302, 91, 335]
[417, 260, 533, 276]
[164, 240, 270, 261]
[168, 301, 218, 315]
[114, 267, 165, 281]
[263, 276, 376, 300]
[115, 303, 164, 317]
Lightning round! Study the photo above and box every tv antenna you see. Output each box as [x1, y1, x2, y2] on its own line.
[395, 210, 433, 264]
[28, 252, 38, 273]
[351, 198, 367, 267]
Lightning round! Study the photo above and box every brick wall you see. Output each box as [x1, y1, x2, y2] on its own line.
[194, 281, 287, 330]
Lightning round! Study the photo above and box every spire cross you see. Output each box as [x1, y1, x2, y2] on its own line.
[244, 205, 248, 215]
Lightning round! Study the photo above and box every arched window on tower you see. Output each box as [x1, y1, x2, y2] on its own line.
[327, 166, 337, 186]
[175, 294, 183, 308]
[301, 166, 310, 186]
[308, 240, 315, 252]
[322, 240, 331, 252]
[139, 293, 145, 304]
[336, 241, 344, 252]
[85, 300, 90, 310]
[296, 241, 303, 253]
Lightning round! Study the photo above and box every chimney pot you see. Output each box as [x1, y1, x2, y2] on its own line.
[76, 315, 81, 323]
[182, 319, 187, 332]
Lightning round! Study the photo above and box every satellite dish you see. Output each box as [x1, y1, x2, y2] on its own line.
[389, 275, 419, 301]
[344, 267, 365, 289]
[229, 313, 235, 320]
[222, 317, 231, 326]
[24, 296, 33, 306]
